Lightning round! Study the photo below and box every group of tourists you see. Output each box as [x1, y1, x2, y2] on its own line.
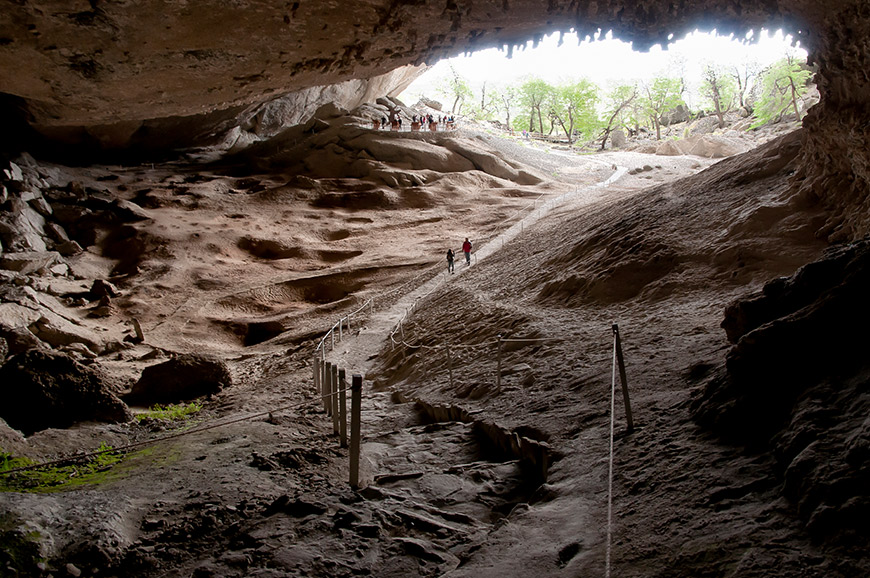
[373, 113, 457, 131]
[446, 238, 472, 274]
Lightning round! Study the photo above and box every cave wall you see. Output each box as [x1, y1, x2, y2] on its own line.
[794, 2, 870, 241]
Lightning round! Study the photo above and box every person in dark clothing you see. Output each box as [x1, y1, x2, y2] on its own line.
[446, 249, 455, 273]
[462, 238, 472, 265]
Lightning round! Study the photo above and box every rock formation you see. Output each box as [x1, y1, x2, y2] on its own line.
[0, 350, 131, 434]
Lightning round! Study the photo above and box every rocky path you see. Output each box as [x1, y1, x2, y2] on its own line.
[322, 162, 629, 380]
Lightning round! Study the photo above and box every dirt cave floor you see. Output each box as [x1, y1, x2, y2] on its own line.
[2, 126, 865, 577]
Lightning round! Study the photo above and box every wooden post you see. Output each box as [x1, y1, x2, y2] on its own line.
[131, 318, 145, 343]
[314, 357, 321, 396]
[349, 374, 363, 488]
[496, 336, 503, 389]
[323, 362, 332, 414]
[612, 324, 635, 432]
[331, 364, 340, 435]
[446, 346, 454, 389]
[339, 368, 348, 448]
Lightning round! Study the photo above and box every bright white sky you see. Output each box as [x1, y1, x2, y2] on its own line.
[400, 28, 807, 109]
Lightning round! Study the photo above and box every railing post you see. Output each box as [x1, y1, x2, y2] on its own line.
[331, 364, 340, 435]
[612, 324, 635, 432]
[349, 375, 363, 488]
[496, 336, 503, 389]
[339, 368, 348, 448]
[314, 357, 321, 397]
[331, 329, 335, 351]
[339, 318, 343, 342]
[323, 361, 331, 414]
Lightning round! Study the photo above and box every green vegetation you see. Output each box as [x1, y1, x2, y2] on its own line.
[135, 402, 202, 422]
[700, 64, 737, 129]
[418, 44, 810, 147]
[0, 442, 124, 493]
[436, 64, 474, 115]
[640, 76, 686, 140]
[752, 55, 813, 127]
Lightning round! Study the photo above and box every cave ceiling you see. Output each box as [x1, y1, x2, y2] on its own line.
[0, 0, 820, 134]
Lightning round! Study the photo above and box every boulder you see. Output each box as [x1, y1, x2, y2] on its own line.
[0, 251, 62, 274]
[0, 326, 45, 355]
[660, 103, 691, 126]
[611, 129, 626, 148]
[0, 417, 29, 456]
[346, 135, 475, 174]
[128, 353, 232, 405]
[112, 199, 151, 222]
[414, 97, 443, 111]
[0, 350, 132, 434]
[89, 279, 120, 300]
[0, 199, 48, 252]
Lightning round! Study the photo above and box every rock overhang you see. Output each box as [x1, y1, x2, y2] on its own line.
[0, 0, 814, 137]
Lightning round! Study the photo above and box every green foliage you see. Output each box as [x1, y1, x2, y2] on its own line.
[547, 79, 601, 143]
[640, 76, 685, 139]
[751, 57, 812, 127]
[436, 65, 473, 115]
[700, 64, 737, 125]
[599, 83, 638, 148]
[0, 442, 124, 493]
[518, 77, 553, 133]
[135, 402, 203, 422]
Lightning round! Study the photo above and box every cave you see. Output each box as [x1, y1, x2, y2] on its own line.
[1, 1, 869, 577]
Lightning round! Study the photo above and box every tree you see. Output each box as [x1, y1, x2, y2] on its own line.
[518, 78, 552, 134]
[752, 55, 812, 127]
[489, 85, 518, 132]
[548, 79, 600, 145]
[599, 84, 637, 150]
[640, 76, 684, 140]
[436, 65, 473, 115]
[731, 59, 761, 112]
[700, 65, 737, 128]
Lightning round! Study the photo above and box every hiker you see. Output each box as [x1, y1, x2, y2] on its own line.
[462, 238, 472, 265]
[446, 248, 455, 273]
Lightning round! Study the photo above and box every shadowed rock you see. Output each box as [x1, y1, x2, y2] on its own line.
[127, 353, 232, 405]
[0, 350, 132, 435]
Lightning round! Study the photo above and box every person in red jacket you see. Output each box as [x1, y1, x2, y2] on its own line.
[462, 238, 472, 265]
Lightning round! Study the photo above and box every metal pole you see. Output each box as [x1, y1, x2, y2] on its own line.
[612, 324, 635, 432]
[339, 368, 348, 448]
[349, 375, 362, 488]
[331, 329, 335, 351]
[339, 318, 343, 341]
[331, 364, 340, 435]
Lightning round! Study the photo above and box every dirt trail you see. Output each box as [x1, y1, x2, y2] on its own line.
[322, 164, 630, 379]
